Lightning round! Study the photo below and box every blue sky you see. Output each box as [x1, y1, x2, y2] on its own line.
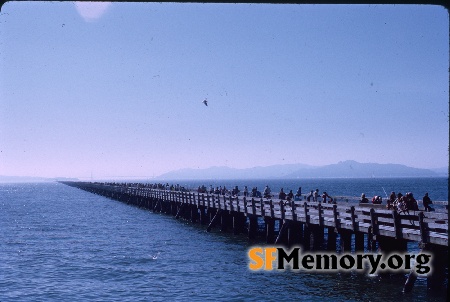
[0, 2, 448, 179]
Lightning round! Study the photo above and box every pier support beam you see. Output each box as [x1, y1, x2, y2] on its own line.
[207, 209, 221, 232]
[377, 235, 408, 279]
[425, 244, 448, 291]
[165, 201, 171, 215]
[264, 218, 275, 244]
[404, 242, 448, 293]
[152, 199, 158, 212]
[288, 221, 303, 247]
[339, 229, 352, 253]
[233, 213, 246, 235]
[326, 227, 337, 252]
[275, 220, 290, 246]
[367, 227, 377, 251]
[378, 235, 407, 254]
[248, 215, 258, 240]
[190, 205, 199, 223]
[199, 207, 208, 225]
[171, 201, 177, 216]
[220, 211, 231, 232]
[264, 217, 275, 244]
[302, 224, 311, 251]
[183, 204, 191, 220]
[175, 204, 185, 219]
[144, 197, 149, 209]
[311, 225, 324, 250]
[276, 220, 289, 246]
[208, 209, 216, 224]
[355, 232, 365, 252]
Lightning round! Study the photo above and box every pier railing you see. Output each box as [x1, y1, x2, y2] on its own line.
[66, 182, 448, 247]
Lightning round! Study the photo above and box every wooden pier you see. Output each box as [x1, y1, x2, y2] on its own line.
[61, 181, 448, 293]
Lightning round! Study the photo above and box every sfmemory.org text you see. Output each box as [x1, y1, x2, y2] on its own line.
[248, 247, 432, 275]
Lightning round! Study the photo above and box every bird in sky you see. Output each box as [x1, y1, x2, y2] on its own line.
[202, 98, 208, 106]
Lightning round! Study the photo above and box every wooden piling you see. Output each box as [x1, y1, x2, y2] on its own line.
[354, 232, 365, 252]
[275, 220, 289, 246]
[220, 211, 231, 232]
[277, 220, 290, 246]
[207, 209, 222, 232]
[248, 215, 258, 240]
[191, 205, 198, 223]
[326, 227, 337, 252]
[303, 223, 311, 251]
[288, 221, 303, 247]
[339, 229, 352, 253]
[311, 225, 325, 250]
[199, 206, 208, 225]
[232, 212, 246, 235]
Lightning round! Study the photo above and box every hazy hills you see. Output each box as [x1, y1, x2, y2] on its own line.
[1, 161, 446, 182]
[283, 160, 445, 178]
[157, 163, 314, 180]
[156, 160, 447, 180]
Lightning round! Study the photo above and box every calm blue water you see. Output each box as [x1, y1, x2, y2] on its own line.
[0, 180, 447, 301]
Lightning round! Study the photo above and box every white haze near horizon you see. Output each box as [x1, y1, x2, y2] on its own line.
[0, 3, 448, 179]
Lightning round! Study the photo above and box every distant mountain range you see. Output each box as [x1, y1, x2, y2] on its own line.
[156, 163, 314, 180]
[156, 160, 448, 180]
[1, 161, 446, 182]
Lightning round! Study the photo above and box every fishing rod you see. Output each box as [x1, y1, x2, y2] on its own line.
[382, 187, 388, 198]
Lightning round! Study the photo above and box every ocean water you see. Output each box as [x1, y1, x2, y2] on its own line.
[0, 180, 447, 301]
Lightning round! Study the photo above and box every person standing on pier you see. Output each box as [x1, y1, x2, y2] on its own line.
[264, 185, 271, 198]
[295, 187, 302, 201]
[278, 188, 286, 200]
[287, 190, 294, 201]
[405, 193, 419, 211]
[313, 189, 319, 202]
[243, 186, 248, 197]
[232, 186, 240, 196]
[306, 190, 314, 202]
[386, 192, 396, 209]
[422, 192, 433, 212]
[360, 193, 369, 203]
[221, 186, 228, 195]
[322, 192, 331, 203]
[395, 193, 404, 211]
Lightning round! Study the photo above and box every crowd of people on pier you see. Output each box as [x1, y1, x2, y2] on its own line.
[193, 184, 337, 205]
[303, 189, 335, 204]
[100, 181, 437, 212]
[360, 191, 434, 212]
[190, 184, 435, 212]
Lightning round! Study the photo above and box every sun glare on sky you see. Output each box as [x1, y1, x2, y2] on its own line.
[74, 2, 111, 22]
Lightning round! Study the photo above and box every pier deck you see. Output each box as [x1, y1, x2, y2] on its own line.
[62, 182, 447, 247]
